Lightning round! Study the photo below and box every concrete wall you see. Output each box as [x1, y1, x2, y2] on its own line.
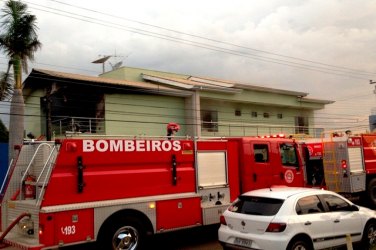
[105, 93, 186, 136]
[200, 98, 313, 137]
[24, 89, 44, 138]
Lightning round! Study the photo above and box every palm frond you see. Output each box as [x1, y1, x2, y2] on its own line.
[0, 0, 42, 75]
[0, 71, 13, 101]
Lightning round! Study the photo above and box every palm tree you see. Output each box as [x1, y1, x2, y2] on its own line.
[0, 0, 41, 159]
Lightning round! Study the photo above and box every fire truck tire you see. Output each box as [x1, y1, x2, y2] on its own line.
[367, 178, 376, 208]
[98, 215, 148, 250]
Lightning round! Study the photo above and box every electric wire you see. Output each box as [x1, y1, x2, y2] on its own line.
[40, 0, 376, 77]
[21, 1, 376, 80]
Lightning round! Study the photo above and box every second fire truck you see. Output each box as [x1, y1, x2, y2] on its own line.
[301, 133, 376, 207]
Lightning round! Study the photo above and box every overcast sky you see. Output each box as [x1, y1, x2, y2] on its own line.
[1, 0, 376, 132]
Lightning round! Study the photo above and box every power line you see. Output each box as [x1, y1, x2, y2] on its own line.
[42, 0, 376, 77]
[22, 1, 376, 80]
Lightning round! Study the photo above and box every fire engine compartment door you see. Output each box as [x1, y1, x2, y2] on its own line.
[197, 151, 227, 188]
[156, 197, 202, 231]
[348, 147, 366, 192]
[348, 147, 365, 172]
[39, 208, 94, 246]
[196, 151, 231, 225]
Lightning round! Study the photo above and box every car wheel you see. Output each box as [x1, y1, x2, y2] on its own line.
[99, 216, 146, 250]
[287, 238, 312, 250]
[362, 221, 376, 249]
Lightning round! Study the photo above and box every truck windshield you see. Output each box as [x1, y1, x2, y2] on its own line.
[280, 143, 298, 167]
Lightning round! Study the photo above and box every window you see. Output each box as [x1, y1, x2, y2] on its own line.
[263, 112, 270, 118]
[296, 195, 325, 215]
[201, 110, 218, 132]
[322, 194, 353, 212]
[229, 196, 284, 216]
[295, 116, 309, 134]
[280, 143, 298, 167]
[235, 109, 241, 116]
[277, 113, 283, 119]
[251, 111, 257, 118]
[254, 144, 269, 163]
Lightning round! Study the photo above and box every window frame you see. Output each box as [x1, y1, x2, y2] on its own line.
[201, 110, 218, 132]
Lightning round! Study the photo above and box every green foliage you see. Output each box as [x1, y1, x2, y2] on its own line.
[0, 0, 42, 94]
[0, 119, 8, 142]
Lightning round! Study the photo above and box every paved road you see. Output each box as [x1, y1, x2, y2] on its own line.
[61, 224, 222, 250]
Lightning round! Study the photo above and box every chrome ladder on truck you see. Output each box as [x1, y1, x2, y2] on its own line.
[0, 140, 60, 249]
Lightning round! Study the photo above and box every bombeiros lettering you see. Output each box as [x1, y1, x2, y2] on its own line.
[83, 139, 181, 152]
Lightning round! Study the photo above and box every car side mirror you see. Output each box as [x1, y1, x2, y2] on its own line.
[350, 205, 359, 211]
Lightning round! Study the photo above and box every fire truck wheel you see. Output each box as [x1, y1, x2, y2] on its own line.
[367, 178, 376, 208]
[98, 216, 147, 250]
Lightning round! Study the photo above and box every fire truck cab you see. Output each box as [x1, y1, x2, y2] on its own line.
[0, 135, 304, 249]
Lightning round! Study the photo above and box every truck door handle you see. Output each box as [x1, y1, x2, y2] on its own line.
[77, 156, 85, 193]
[334, 219, 340, 223]
[280, 172, 284, 180]
[172, 154, 177, 186]
[304, 221, 312, 226]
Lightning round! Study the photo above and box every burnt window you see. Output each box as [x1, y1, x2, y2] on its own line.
[201, 110, 218, 132]
[295, 116, 309, 134]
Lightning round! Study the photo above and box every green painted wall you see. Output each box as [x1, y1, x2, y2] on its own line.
[101, 67, 324, 137]
[105, 93, 186, 136]
[200, 90, 324, 110]
[24, 89, 44, 138]
[200, 99, 313, 137]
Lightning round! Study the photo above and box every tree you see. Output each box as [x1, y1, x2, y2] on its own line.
[0, 0, 41, 159]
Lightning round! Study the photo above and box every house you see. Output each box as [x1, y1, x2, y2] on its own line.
[22, 67, 333, 139]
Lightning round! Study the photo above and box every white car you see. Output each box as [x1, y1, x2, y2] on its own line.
[218, 187, 376, 250]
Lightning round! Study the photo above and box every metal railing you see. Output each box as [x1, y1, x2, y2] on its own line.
[201, 121, 323, 138]
[51, 117, 105, 136]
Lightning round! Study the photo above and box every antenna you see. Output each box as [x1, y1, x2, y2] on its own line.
[92, 55, 111, 73]
[110, 61, 123, 70]
[92, 52, 131, 73]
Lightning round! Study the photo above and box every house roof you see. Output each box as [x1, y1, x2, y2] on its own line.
[23, 68, 193, 97]
[24, 68, 334, 105]
[142, 73, 333, 105]
[189, 76, 311, 97]
[142, 73, 243, 94]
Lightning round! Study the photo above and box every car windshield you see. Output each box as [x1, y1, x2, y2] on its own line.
[229, 196, 284, 216]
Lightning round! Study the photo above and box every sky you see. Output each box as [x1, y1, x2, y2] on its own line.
[1, 0, 376, 132]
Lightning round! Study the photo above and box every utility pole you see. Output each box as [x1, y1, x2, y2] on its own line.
[370, 80, 376, 94]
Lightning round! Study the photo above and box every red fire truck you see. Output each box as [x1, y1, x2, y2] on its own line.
[301, 133, 376, 207]
[0, 135, 305, 249]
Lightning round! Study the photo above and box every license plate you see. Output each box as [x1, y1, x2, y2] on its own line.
[234, 237, 252, 248]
